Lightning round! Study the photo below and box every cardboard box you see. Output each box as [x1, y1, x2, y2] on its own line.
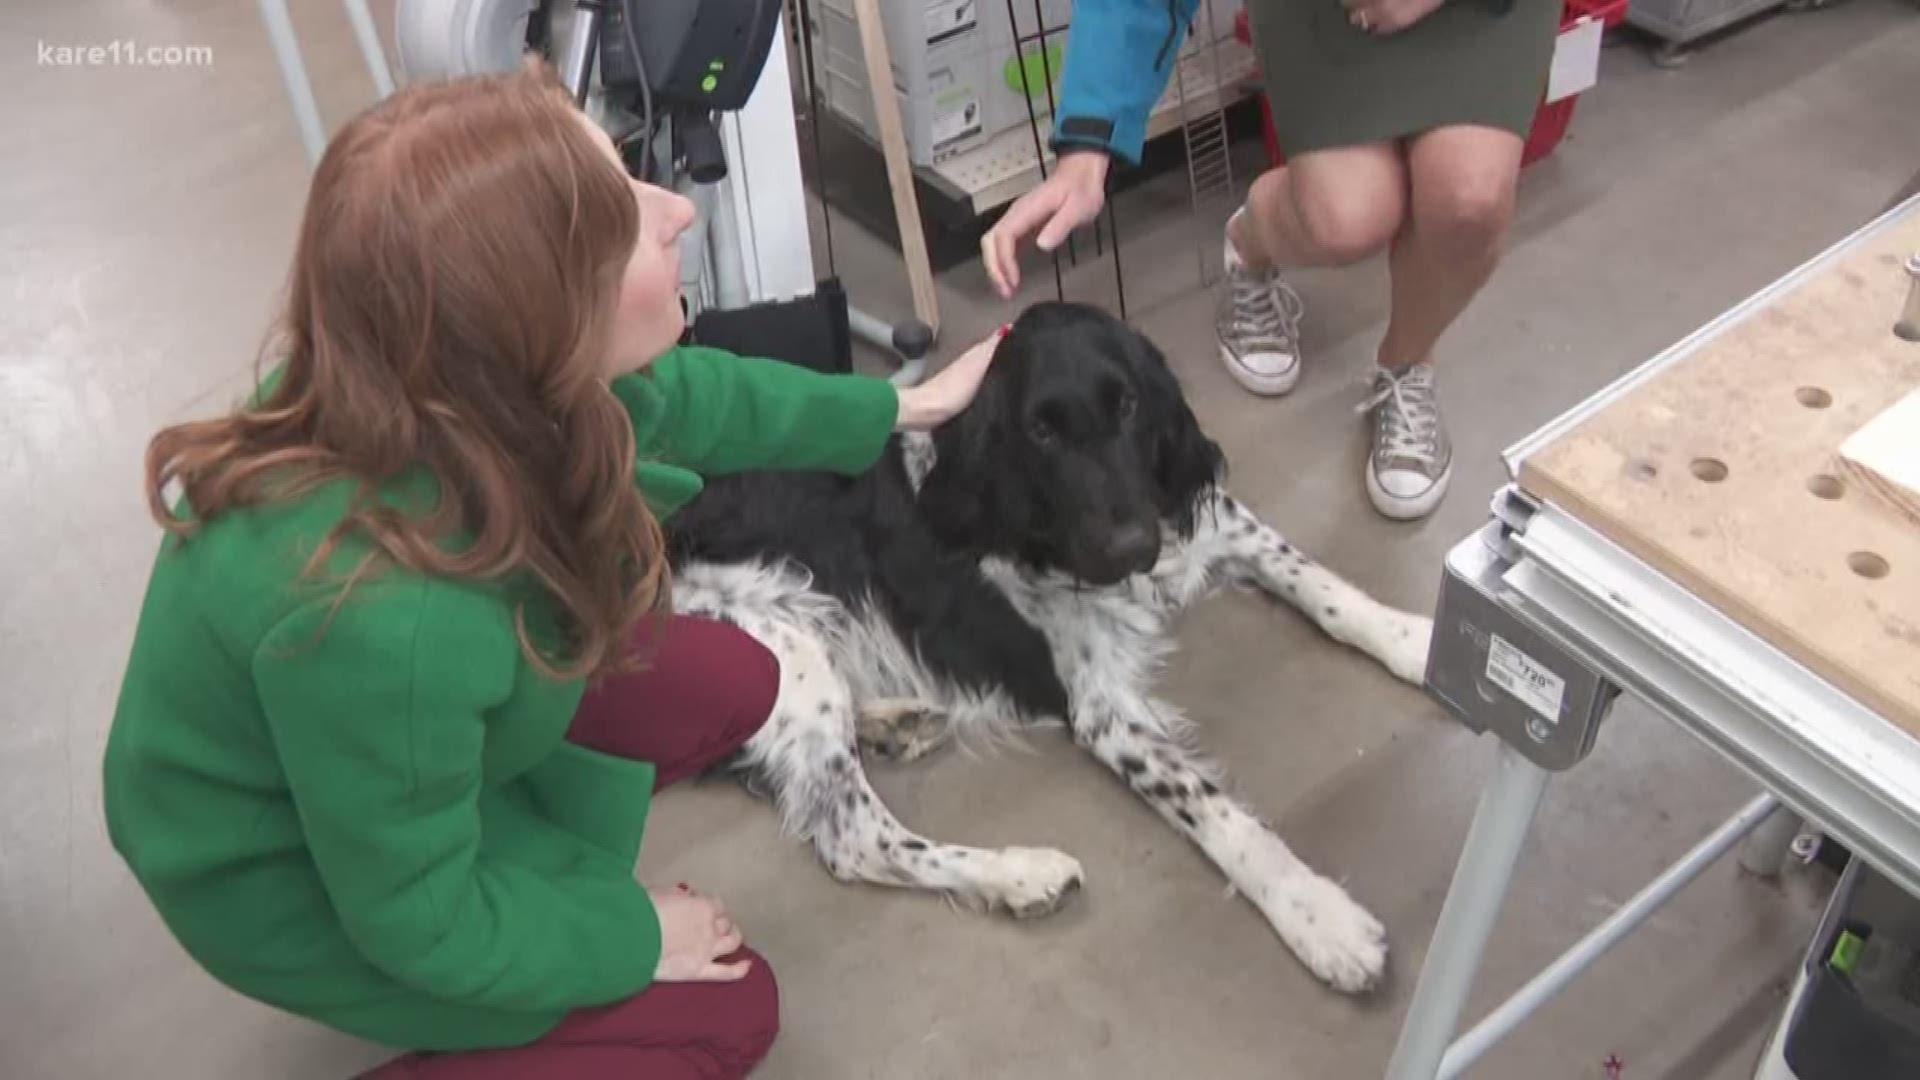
[978, 0, 1249, 140]
[812, 0, 1254, 167]
[976, 0, 1071, 137]
[814, 0, 997, 166]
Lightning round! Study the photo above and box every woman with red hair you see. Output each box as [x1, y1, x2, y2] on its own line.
[104, 62, 999, 1079]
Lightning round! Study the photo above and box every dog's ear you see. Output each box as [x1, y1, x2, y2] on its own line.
[919, 426, 986, 548]
[920, 369, 1021, 552]
[1127, 331, 1223, 534]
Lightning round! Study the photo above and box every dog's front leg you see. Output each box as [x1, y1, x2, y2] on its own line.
[1206, 494, 1431, 684]
[734, 625, 1083, 918]
[1071, 689, 1387, 993]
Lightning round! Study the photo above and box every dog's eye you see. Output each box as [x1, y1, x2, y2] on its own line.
[1116, 394, 1138, 421]
[1027, 418, 1055, 444]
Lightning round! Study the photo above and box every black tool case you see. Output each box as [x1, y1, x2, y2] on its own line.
[1784, 857, 1920, 1078]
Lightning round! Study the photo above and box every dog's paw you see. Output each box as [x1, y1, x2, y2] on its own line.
[1375, 610, 1433, 686]
[1277, 875, 1388, 994]
[986, 847, 1085, 919]
[856, 699, 950, 763]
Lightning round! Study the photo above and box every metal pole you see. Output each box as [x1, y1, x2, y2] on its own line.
[847, 306, 894, 351]
[707, 180, 752, 310]
[554, 3, 599, 100]
[257, 0, 330, 167]
[342, 0, 396, 98]
[1737, 804, 1804, 879]
[1435, 792, 1780, 1079]
[677, 175, 720, 318]
[1385, 741, 1551, 1080]
[846, 307, 929, 385]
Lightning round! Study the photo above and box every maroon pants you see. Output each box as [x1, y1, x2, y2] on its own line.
[364, 616, 782, 1080]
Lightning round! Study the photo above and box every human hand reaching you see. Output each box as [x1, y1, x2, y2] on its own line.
[1342, 0, 1446, 34]
[893, 325, 1010, 432]
[651, 885, 750, 983]
[980, 150, 1111, 299]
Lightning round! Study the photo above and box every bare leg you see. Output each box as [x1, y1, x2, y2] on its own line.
[1217, 145, 1407, 395]
[1236, 144, 1408, 271]
[1362, 125, 1524, 518]
[1377, 125, 1524, 371]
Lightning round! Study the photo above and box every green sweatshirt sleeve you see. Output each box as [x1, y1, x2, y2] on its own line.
[252, 576, 660, 1013]
[613, 346, 900, 476]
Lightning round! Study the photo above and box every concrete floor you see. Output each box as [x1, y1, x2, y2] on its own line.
[3, 1, 1918, 1077]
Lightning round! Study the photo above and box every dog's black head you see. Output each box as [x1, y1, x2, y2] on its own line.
[918, 301, 1223, 585]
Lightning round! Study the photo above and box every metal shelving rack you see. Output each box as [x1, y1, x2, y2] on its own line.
[902, 33, 1256, 219]
[801, 0, 1257, 322]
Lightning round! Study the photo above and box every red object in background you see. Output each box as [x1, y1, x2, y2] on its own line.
[1232, 0, 1630, 171]
[1521, 0, 1631, 166]
[1233, 9, 1286, 167]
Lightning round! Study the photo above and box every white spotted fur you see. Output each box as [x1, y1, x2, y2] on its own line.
[671, 433, 1431, 991]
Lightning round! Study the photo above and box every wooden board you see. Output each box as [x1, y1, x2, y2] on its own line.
[1519, 207, 1920, 736]
[1841, 388, 1920, 529]
[852, 0, 941, 336]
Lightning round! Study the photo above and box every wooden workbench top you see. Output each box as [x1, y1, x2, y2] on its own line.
[1519, 206, 1920, 737]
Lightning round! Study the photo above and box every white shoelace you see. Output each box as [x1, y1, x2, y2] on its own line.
[1357, 365, 1440, 467]
[1228, 269, 1304, 335]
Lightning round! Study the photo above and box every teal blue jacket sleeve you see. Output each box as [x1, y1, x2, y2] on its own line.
[1052, 0, 1202, 166]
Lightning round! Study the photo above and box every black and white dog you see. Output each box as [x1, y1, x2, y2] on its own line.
[666, 302, 1430, 992]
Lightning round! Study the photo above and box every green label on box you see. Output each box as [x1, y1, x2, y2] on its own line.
[1002, 42, 1065, 101]
[1830, 929, 1865, 975]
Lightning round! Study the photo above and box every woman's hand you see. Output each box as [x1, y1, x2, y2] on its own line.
[981, 150, 1111, 299]
[894, 327, 1009, 432]
[651, 885, 750, 983]
[1343, 0, 1446, 34]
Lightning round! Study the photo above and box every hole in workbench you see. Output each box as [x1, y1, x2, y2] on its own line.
[1849, 551, 1890, 580]
[1796, 386, 1833, 409]
[1808, 474, 1845, 500]
[1690, 458, 1729, 483]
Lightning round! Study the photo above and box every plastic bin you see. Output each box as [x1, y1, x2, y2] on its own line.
[1233, 0, 1628, 171]
[1781, 857, 1920, 1079]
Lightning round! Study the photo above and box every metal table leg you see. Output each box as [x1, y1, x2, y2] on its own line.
[1385, 741, 1552, 1080]
[1395, 521, 1803, 1078]
[1737, 804, 1805, 878]
[1436, 793, 1779, 1079]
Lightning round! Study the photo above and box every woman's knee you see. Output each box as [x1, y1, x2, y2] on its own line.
[1415, 175, 1514, 254]
[716, 621, 782, 742]
[1409, 134, 1522, 255]
[662, 615, 781, 745]
[717, 948, 781, 1073]
[1288, 160, 1405, 265]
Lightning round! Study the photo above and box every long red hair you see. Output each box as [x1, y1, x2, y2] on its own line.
[145, 61, 664, 679]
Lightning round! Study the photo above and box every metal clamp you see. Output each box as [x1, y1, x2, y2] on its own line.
[1425, 519, 1618, 771]
[1896, 251, 1920, 343]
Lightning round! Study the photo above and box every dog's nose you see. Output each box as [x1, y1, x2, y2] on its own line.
[1106, 523, 1159, 571]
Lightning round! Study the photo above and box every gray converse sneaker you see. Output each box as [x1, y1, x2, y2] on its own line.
[1359, 362, 1452, 520]
[1217, 211, 1304, 396]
